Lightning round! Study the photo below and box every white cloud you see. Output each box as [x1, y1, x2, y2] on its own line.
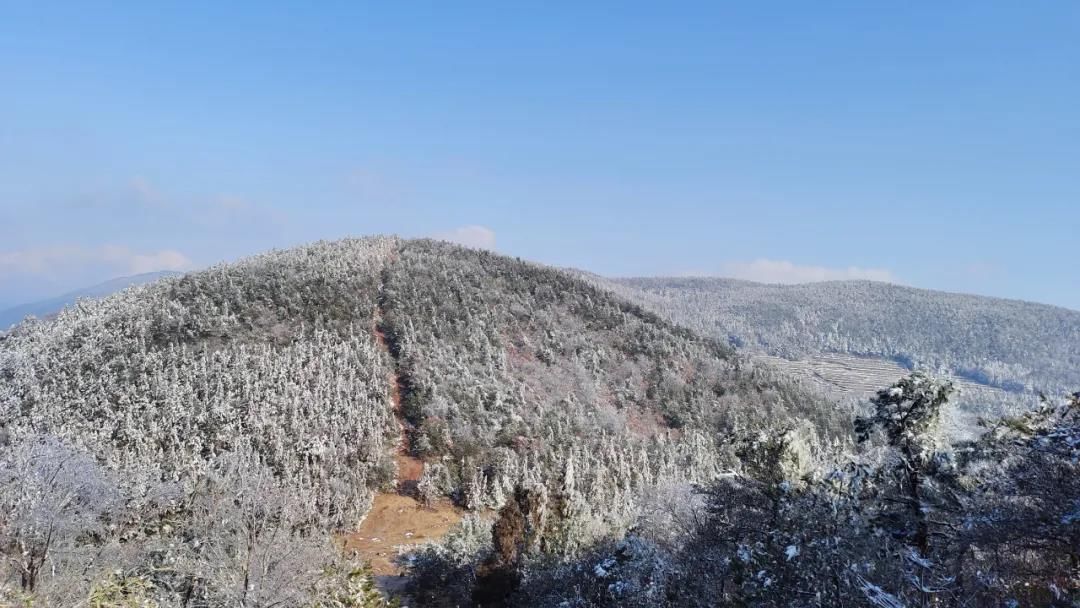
[432, 225, 497, 250]
[717, 259, 896, 284]
[126, 250, 193, 274]
[122, 178, 288, 229]
[0, 245, 193, 278]
[127, 177, 168, 207]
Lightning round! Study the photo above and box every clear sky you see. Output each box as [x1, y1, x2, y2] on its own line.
[1, 2, 1078, 310]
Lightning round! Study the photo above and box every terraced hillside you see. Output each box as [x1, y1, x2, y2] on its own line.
[610, 277, 1080, 395]
[595, 277, 1079, 429]
[754, 352, 1006, 397]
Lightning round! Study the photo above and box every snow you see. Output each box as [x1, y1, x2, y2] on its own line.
[737, 545, 752, 563]
[858, 577, 906, 608]
[593, 557, 616, 578]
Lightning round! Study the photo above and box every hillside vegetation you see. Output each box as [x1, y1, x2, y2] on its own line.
[1, 240, 1075, 606]
[609, 277, 1080, 394]
[0, 237, 840, 606]
[0, 271, 183, 330]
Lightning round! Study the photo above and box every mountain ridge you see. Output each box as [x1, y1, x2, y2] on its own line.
[0, 270, 183, 330]
[615, 275, 1079, 313]
[608, 277, 1080, 386]
[0, 237, 838, 597]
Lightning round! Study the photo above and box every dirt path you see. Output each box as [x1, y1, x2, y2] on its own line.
[345, 494, 462, 580]
[370, 311, 426, 492]
[345, 256, 462, 599]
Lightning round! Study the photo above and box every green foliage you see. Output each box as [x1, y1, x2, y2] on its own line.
[854, 373, 957, 560]
[0, 584, 34, 608]
[87, 573, 158, 608]
[309, 563, 399, 608]
[855, 371, 955, 447]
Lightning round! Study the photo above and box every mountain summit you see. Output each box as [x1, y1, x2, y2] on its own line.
[0, 238, 838, 603]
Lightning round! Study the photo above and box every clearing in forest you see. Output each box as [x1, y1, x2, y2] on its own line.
[345, 258, 463, 596]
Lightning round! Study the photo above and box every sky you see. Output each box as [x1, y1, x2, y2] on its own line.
[1, 2, 1078, 310]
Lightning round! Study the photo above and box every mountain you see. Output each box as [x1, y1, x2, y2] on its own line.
[601, 277, 1080, 426]
[3, 240, 1072, 606]
[0, 271, 182, 330]
[0, 237, 837, 605]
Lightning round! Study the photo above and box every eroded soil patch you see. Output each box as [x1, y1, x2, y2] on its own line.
[345, 494, 463, 594]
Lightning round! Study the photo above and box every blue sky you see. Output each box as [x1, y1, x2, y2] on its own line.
[1, 2, 1077, 310]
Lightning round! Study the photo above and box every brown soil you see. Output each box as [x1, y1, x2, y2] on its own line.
[371, 308, 425, 490]
[346, 264, 463, 599]
[345, 493, 463, 576]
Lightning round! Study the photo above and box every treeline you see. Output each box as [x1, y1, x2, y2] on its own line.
[0, 237, 842, 605]
[609, 277, 1080, 395]
[408, 377, 1080, 607]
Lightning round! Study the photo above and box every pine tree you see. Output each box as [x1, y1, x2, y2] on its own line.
[854, 372, 954, 556]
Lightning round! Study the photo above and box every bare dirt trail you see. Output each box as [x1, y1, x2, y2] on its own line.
[346, 254, 463, 597]
[370, 312, 426, 491]
[345, 493, 461, 584]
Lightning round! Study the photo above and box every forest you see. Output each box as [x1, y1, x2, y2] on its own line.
[0, 238, 1076, 606]
[608, 277, 1080, 394]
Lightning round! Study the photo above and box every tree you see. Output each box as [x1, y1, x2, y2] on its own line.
[956, 391, 1080, 604]
[174, 450, 332, 607]
[854, 372, 955, 556]
[0, 436, 119, 594]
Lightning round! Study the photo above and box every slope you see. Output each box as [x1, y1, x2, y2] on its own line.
[0, 271, 182, 330]
[611, 277, 1080, 394]
[0, 237, 843, 603]
[596, 277, 1080, 432]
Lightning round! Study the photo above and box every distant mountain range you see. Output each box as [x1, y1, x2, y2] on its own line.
[598, 276, 1080, 430]
[0, 271, 182, 330]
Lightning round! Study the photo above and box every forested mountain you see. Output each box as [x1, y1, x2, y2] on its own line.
[0, 237, 841, 606]
[0, 271, 182, 330]
[595, 277, 1080, 432]
[1, 239, 1075, 606]
[608, 277, 1080, 394]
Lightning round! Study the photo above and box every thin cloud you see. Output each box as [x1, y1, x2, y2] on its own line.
[0, 245, 193, 278]
[124, 178, 288, 228]
[717, 259, 896, 284]
[432, 225, 497, 250]
[128, 177, 168, 208]
[346, 168, 409, 203]
[125, 249, 193, 274]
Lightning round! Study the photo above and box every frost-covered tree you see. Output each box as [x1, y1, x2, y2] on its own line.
[952, 391, 1080, 604]
[607, 276, 1080, 399]
[168, 450, 332, 606]
[0, 436, 120, 595]
[854, 372, 955, 555]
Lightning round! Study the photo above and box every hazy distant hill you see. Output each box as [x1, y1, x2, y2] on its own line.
[607, 277, 1080, 412]
[0, 271, 182, 329]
